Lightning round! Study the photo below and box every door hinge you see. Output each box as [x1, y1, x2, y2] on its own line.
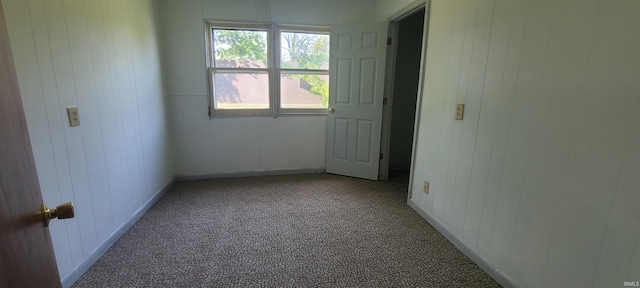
[383, 98, 388, 105]
[380, 153, 384, 160]
[387, 37, 392, 46]
[208, 106, 213, 117]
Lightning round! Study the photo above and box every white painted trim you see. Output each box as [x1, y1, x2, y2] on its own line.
[408, 199, 520, 288]
[407, 0, 431, 201]
[60, 178, 176, 288]
[175, 168, 326, 181]
[379, 20, 399, 181]
[168, 94, 208, 97]
[388, 0, 428, 22]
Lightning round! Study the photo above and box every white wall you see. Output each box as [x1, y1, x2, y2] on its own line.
[377, 0, 420, 20]
[410, 0, 640, 287]
[2, 0, 173, 284]
[159, 0, 378, 176]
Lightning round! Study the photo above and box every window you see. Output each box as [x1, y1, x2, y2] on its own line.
[278, 27, 330, 113]
[206, 22, 329, 117]
[207, 23, 271, 116]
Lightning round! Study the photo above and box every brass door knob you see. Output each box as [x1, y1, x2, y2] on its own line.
[42, 202, 74, 227]
[328, 108, 335, 113]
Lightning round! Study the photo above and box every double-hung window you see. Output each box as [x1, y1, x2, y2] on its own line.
[206, 22, 330, 117]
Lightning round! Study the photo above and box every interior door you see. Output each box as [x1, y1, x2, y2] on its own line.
[326, 23, 388, 180]
[0, 2, 62, 287]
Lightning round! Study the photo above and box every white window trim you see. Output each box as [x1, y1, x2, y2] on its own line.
[205, 21, 330, 118]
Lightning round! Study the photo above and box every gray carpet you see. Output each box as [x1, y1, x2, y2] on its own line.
[73, 173, 500, 287]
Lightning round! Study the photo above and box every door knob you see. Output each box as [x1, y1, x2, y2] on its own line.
[328, 108, 335, 113]
[42, 202, 74, 227]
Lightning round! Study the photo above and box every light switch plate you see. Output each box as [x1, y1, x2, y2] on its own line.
[456, 104, 465, 120]
[424, 181, 430, 194]
[67, 107, 80, 127]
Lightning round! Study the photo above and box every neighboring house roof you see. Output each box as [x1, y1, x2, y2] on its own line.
[214, 60, 326, 106]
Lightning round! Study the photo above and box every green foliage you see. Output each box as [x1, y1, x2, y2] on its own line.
[283, 33, 329, 70]
[214, 30, 267, 61]
[301, 75, 329, 106]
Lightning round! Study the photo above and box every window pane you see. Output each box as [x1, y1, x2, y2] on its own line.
[280, 32, 329, 70]
[213, 29, 268, 68]
[214, 73, 269, 109]
[280, 74, 329, 109]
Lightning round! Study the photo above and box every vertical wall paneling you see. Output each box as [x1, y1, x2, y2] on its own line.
[2, 0, 173, 283]
[507, 0, 600, 285]
[592, 79, 640, 286]
[442, 0, 477, 229]
[125, 0, 151, 210]
[461, 0, 513, 250]
[112, 0, 138, 216]
[101, 0, 132, 227]
[409, 0, 640, 287]
[488, 0, 557, 271]
[451, 0, 494, 238]
[429, 0, 464, 220]
[541, 0, 640, 286]
[84, 0, 119, 234]
[42, 0, 100, 255]
[130, 0, 170, 196]
[475, 0, 528, 259]
[63, 0, 112, 243]
[120, 0, 139, 208]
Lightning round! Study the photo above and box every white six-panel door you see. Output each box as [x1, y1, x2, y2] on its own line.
[326, 23, 388, 180]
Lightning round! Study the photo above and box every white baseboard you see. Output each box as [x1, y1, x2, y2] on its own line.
[407, 199, 519, 288]
[175, 168, 326, 181]
[61, 178, 176, 288]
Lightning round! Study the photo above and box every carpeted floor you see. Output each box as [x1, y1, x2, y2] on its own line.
[73, 173, 500, 287]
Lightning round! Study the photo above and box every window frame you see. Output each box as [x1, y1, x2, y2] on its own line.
[275, 25, 331, 115]
[205, 22, 330, 118]
[205, 22, 274, 117]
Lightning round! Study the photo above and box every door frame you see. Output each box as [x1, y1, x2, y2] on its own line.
[379, 0, 431, 183]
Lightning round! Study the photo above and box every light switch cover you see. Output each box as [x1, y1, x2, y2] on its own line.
[67, 107, 80, 127]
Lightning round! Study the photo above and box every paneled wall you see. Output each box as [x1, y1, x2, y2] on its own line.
[2, 0, 173, 285]
[410, 0, 640, 287]
[159, 0, 378, 177]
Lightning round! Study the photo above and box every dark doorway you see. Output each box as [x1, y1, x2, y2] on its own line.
[388, 8, 425, 181]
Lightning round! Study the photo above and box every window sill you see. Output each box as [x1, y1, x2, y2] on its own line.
[208, 111, 328, 119]
[276, 112, 329, 117]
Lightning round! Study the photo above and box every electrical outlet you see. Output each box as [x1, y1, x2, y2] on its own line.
[456, 104, 465, 120]
[67, 107, 80, 127]
[424, 181, 430, 194]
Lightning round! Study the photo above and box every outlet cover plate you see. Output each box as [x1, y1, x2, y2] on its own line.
[456, 104, 465, 120]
